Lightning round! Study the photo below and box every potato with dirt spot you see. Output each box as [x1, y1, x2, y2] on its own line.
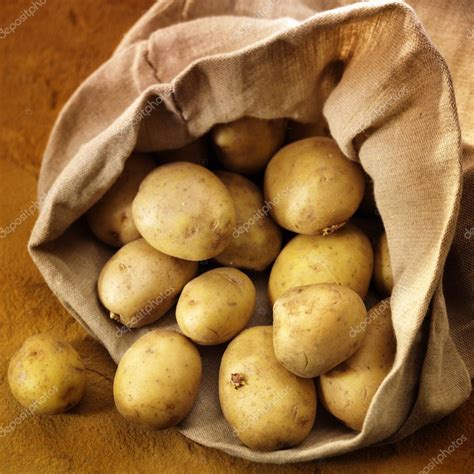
[8, 334, 86, 414]
[113, 330, 202, 429]
[374, 231, 394, 296]
[219, 326, 316, 451]
[98, 238, 197, 328]
[273, 284, 367, 377]
[132, 162, 236, 261]
[87, 153, 156, 247]
[176, 267, 256, 345]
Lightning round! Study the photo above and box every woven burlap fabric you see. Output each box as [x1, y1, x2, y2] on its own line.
[28, 0, 472, 463]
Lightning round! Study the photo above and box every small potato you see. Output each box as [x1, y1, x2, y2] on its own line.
[87, 153, 156, 247]
[8, 334, 86, 415]
[268, 224, 374, 304]
[219, 326, 316, 451]
[273, 284, 367, 377]
[319, 300, 395, 431]
[213, 171, 282, 271]
[98, 239, 198, 328]
[132, 162, 236, 261]
[156, 137, 208, 166]
[212, 117, 286, 174]
[264, 137, 365, 235]
[374, 232, 393, 296]
[113, 330, 202, 429]
[176, 267, 256, 345]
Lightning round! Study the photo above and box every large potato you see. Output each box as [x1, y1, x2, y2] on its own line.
[264, 137, 365, 235]
[176, 267, 256, 345]
[113, 330, 202, 429]
[132, 162, 236, 261]
[156, 137, 208, 166]
[273, 284, 367, 377]
[319, 300, 395, 431]
[219, 326, 316, 451]
[8, 334, 86, 415]
[87, 154, 156, 247]
[374, 231, 394, 296]
[98, 239, 197, 328]
[212, 117, 286, 174]
[213, 171, 282, 271]
[268, 224, 374, 304]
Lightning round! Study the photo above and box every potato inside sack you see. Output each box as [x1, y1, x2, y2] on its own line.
[132, 162, 236, 261]
[98, 238, 198, 328]
[273, 284, 368, 378]
[374, 231, 394, 296]
[264, 137, 365, 235]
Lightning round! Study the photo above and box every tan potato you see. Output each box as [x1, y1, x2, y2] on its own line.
[8, 334, 86, 415]
[273, 284, 367, 377]
[219, 326, 316, 451]
[374, 232, 393, 296]
[176, 267, 255, 345]
[132, 162, 236, 261]
[87, 153, 156, 247]
[98, 238, 197, 328]
[156, 137, 208, 166]
[212, 117, 286, 174]
[319, 300, 395, 431]
[113, 330, 202, 429]
[268, 224, 374, 304]
[213, 171, 282, 271]
[264, 137, 365, 235]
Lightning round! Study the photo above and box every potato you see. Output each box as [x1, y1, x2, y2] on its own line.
[98, 238, 197, 328]
[87, 153, 156, 247]
[212, 117, 286, 174]
[113, 330, 202, 429]
[219, 326, 316, 451]
[264, 137, 365, 235]
[268, 224, 373, 304]
[156, 137, 208, 166]
[273, 284, 367, 377]
[132, 162, 236, 261]
[176, 267, 256, 345]
[318, 300, 395, 431]
[374, 232, 393, 296]
[213, 171, 282, 271]
[8, 334, 86, 415]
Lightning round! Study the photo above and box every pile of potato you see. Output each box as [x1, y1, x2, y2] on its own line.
[8, 117, 396, 451]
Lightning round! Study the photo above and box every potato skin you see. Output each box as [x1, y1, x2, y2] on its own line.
[264, 137, 365, 235]
[268, 224, 374, 304]
[213, 171, 282, 271]
[113, 330, 202, 429]
[8, 334, 86, 415]
[219, 326, 316, 451]
[374, 232, 393, 296]
[273, 284, 367, 377]
[132, 162, 236, 261]
[98, 239, 198, 328]
[156, 137, 208, 166]
[318, 300, 395, 431]
[87, 154, 156, 247]
[212, 117, 286, 174]
[176, 267, 256, 345]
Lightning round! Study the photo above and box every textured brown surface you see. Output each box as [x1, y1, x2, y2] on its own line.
[0, 1, 472, 473]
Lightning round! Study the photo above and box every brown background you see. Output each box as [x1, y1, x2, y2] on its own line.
[0, 1, 472, 473]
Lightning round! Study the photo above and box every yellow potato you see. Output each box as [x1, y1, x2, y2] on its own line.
[273, 284, 367, 377]
[219, 326, 316, 451]
[212, 117, 286, 174]
[268, 224, 374, 304]
[176, 267, 256, 345]
[213, 171, 282, 271]
[87, 153, 156, 247]
[98, 239, 197, 328]
[264, 137, 365, 235]
[156, 137, 208, 166]
[132, 162, 236, 261]
[374, 231, 394, 296]
[8, 334, 86, 415]
[319, 300, 396, 431]
[113, 330, 202, 429]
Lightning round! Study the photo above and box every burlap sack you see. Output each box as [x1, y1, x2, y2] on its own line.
[28, 0, 473, 463]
